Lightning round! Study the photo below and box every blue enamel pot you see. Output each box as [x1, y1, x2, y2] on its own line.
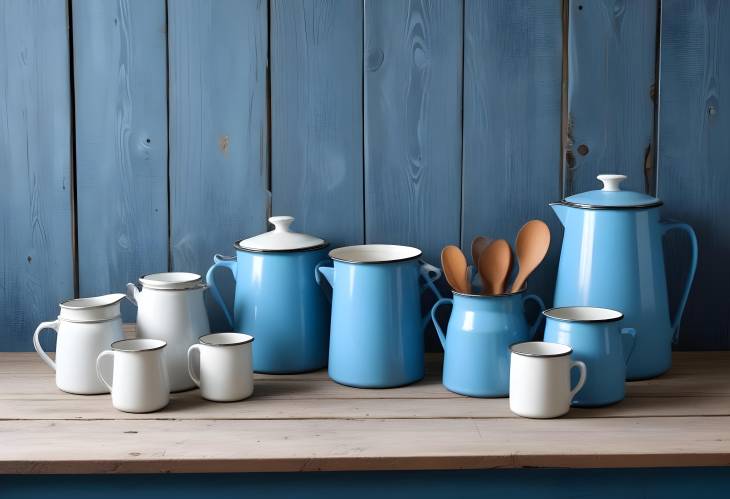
[206, 216, 331, 373]
[543, 306, 636, 407]
[430, 290, 545, 398]
[551, 174, 698, 380]
[316, 245, 442, 388]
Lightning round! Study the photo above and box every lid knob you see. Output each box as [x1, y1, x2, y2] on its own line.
[597, 174, 626, 192]
[269, 215, 294, 233]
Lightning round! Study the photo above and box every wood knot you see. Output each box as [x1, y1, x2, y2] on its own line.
[366, 48, 384, 72]
[577, 144, 589, 156]
[219, 135, 230, 156]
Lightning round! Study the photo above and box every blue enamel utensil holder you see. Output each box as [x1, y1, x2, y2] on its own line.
[430, 290, 545, 397]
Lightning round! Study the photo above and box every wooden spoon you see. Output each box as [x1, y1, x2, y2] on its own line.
[478, 239, 512, 295]
[441, 245, 471, 294]
[510, 220, 551, 293]
[471, 235, 494, 268]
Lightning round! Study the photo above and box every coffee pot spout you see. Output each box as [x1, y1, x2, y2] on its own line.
[550, 202, 567, 226]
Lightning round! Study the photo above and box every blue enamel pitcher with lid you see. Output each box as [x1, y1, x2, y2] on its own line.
[206, 216, 330, 374]
[551, 174, 698, 380]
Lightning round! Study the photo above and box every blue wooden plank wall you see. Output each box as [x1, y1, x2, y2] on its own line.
[0, 0, 74, 352]
[658, 0, 730, 349]
[1, 0, 730, 351]
[73, 0, 169, 323]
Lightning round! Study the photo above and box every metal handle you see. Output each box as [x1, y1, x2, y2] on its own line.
[205, 254, 237, 329]
[429, 298, 453, 350]
[621, 327, 637, 365]
[95, 350, 114, 392]
[522, 294, 546, 339]
[187, 344, 202, 387]
[569, 360, 587, 400]
[661, 221, 698, 343]
[33, 320, 60, 371]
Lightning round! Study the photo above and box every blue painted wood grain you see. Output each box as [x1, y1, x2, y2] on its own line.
[363, 0, 463, 266]
[0, 0, 74, 351]
[3, 468, 730, 498]
[658, 0, 730, 349]
[72, 0, 169, 322]
[168, 0, 269, 331]
[461, 0, 563, 309]
[564, 0, 658, 196]
[271, 0, 364, 247]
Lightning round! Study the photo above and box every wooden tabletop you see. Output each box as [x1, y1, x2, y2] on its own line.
[1, 348, 729, 474]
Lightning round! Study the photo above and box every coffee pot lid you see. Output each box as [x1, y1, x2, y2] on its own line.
[563, 174, 662, 209]
[236, 216, 326, 252]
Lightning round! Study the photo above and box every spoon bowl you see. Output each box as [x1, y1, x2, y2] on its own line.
[510, 220, 551, 293]
[479, 239, 512, 295]
[441, 245, 471, 294]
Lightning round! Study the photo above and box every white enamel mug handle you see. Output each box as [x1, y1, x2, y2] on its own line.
[187, 344, 202, 387]
[569, 360, 588, 400]
[96, 350, 115, 391]
[33, 320, 60, 370]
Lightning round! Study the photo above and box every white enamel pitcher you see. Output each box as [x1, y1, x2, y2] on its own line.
[33, 294, 126, 394]
[126, 272, 210, 392]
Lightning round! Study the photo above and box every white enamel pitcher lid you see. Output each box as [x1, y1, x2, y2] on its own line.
[59, 293, 125, 322]
[236, 216, 326, 252]
[562, 174, 662, 209]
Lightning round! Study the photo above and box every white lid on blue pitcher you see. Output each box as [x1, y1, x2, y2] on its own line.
[562, 174, 662, 209]
[236, 216, 327, 252]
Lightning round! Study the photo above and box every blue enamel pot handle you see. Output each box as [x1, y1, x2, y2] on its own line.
[429, 298, 453, 350]
[621, 327, 637, 364]
[314, 259, 334, 303]
[660, 220, 698, 343]
[419, 260, 444, 330]
[523, 293, 546, 339]
[205, 253, 237, 329]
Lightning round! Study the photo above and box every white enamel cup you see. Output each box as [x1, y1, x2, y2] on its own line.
[96, 339, 170, 413]
[509, 341, 587, 419]
[187, 333, 254, 402]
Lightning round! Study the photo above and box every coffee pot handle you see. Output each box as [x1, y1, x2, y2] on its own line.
[661, 221, 698, 343]
[205, 254, 237, 329]
[522, 294, 546, 339]
[95, 350, 114, 392]
[33, 320, 60, 370]
[429, 298, 453, 350]
[569, 360, 588, 401]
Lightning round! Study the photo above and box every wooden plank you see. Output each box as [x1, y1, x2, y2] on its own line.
[657, 0, 730, 349]
[270, 0, 364, 247]
[564, 0, 658, 196]
[0, 0, 74, 351]
[72, 0, 169, 322]
[2, 416, 729, 473]
[461, 0, 563, 306]
[363, 0, 463, 265]
[168, 0, 269, 330]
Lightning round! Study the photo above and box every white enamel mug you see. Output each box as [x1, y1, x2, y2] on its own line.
[187, 333, 254, 402]
[96, 339, 170, 413]
[509, 341, 587, 419]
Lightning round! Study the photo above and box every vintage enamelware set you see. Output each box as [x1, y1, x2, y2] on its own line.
[32, 174, 698, 418]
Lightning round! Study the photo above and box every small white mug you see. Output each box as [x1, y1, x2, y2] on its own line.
[187, 333, 254, 402]
[96, 339, 170, 413]
[509, 341, 587, 419]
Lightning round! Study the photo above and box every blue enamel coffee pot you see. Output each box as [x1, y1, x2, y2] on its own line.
[551, 174, 698, 380]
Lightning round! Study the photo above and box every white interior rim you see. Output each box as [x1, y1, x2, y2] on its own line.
[61, 294, 124, 309]
[112, 339, 166, 352]
[329, 244, 422, 263]
[544, 306, 623, 322]
[200, 332, 254, 346]
[511, 341, 572, 357]
[140, 272, 201, 286]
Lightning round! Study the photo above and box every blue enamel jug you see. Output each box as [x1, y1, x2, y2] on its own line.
[206, 216, 330, 374]
[543, 306, 636, 406]
[551, 174, 698, 380]
[430, 290, 544, 397]
[316, 245, 441, 388]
